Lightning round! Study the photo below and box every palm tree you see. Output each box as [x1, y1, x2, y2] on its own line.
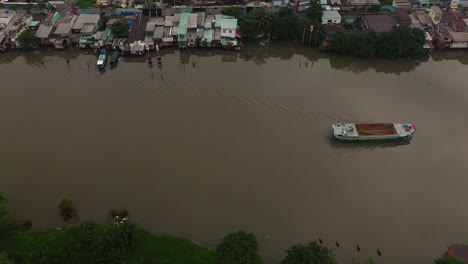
[253, 8, 272, 35]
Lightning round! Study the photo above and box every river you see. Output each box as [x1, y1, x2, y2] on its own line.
[1, 43, 468, 264]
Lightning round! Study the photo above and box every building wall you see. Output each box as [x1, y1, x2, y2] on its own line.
[429, 9, 442, 24]
[322, 17, 342, 24]
[221, 29, 236, 38]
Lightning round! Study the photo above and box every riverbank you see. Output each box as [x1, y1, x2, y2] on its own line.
[0, 223, 216, 264]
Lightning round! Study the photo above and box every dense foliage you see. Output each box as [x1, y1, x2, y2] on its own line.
[16, 29, 38, 49]
[281, 241, 337, 264]
[305, 0, 323, 24]
[332, 26, 426, 59]
[216, 231, 261, 264]
[0, 193, 11, 231]
[375, 26, 426, 59]
[272, 7, 301, 40]
[333, 30, 377, 57]
[58, 198, 76, 221]
[110, 21, 129, 38]
[221, 7, 243, 19]
[75, 0, 96, 8]
[98, 15, 110, 31]
[0, 253, 14, 264]
[434, 256, 468, 264]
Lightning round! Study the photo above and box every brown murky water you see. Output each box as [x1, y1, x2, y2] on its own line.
[1, 43, 468, 264]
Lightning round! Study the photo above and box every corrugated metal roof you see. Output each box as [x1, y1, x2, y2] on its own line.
[81, 24, 96, 33]
[322, 10, 341, 20]
[221, 18, 237, 30]
[205, 22, 211, 28]
[197, 12, 205, 27]
[164, 16, 173, 26]
[215, 14, 222, 27]
[188, 13, 197, 28]
[153, 26, 164, 38]
[214, 29, 221, 40]
[173, 13, 181, 23]
[102, 28, 114, 41]
[178, 13, 190, 35]
[36, 24, 54, 38]
[155, 17, 164, 25]
[54, 22, 73, 35]
[146, 21, 156, 32]
[172, 26, 178, 35]
[72, 14, 99, 30]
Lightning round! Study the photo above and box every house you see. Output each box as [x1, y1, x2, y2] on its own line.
[447, 245, 468, 262]
[0, 31, 8, 52]
[221, 18, 237, 39]
[178, 13, 189, 48]
[35, 12, 61, 45]
[359, 15, 398, 32]
[153, 26, 164, 46]
[72, 14, 100, 46]
[322, 10, 342, 24]
[429, 6, 443, 24]
[52, 15, 77, 49]
[0, 10, 15, 29]
[145, 20, 156, 49]
[448, 31, 468, 48]
[187, 13, 198, 46]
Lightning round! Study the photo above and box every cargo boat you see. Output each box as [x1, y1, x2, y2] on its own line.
[332, 123, 416, 141]
[96, 49, 108, 70]
[109, 51, 120, 67]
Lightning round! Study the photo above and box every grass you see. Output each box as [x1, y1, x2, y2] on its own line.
[0, 225, 216, 264]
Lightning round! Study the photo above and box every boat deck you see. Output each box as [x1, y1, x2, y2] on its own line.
[355, 123, 397, 136]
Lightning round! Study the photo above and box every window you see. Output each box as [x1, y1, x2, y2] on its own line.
[328, 19, 332, 22]
[229, 30, 232, 34]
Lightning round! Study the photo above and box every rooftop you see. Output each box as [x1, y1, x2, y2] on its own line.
[73, 14, 99, 30]
[36, 24, 54, 38]
[188, 13, 197, 28]
[449, 31, 468, 41]
[431, 5, 443, 15]
[323, 10, 342, 20]
[146, 21, 156, 32]
[221, 18, 238, 30]
[54, 22, 74, 35]
[363, 15, 398, 32]
[153, 26, 164, 38]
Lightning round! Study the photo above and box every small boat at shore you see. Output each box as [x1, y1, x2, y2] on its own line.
[109, 51, 120, 67]
[96, 49, 108, 70]
[332, 123, 416, 141]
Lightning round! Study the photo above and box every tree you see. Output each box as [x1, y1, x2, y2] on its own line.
[58, 198, 76, 222]
[434, 256, 468, 264]
[216, 231, 262, 264]
[239, 11, 260, 37]
[305, 0, 323, 24]
[110, 21, 129, 38]
[272, 6, 301, 40]
[222, 7, 242, 19]
[0, 193, 11, 230]
[375, 26, 426, 59]
[16, 29, 39, 49]
[0, 253, 14, 264]
[98, 14, 110, 31]
[281, 242, 337, 264]
[254, 8, 273, 35]
[333, 30, 377, 57]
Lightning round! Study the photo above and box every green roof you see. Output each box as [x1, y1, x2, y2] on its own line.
[29, 21, 40, 27]
[320, 0, 327, 4]
[203, 29, 213, 39]
[102, 28, 114, 41]
[178, 13, 190, 35]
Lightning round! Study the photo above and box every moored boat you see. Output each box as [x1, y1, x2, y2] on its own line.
[109, 51, 120, 67]
[96, 49, 108, 70]
[332, 123, 416, 141]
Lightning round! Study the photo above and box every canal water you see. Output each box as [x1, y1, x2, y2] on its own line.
[1, 43, 468, 264]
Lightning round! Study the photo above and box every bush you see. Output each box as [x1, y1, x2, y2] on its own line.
[20, 220, 32, 232]
[75, 0, 96, 8]
[216, 231, 261, 264]
[58, 198, 76, 222]
[281, 242, 337, 264]
[434, 256, 468, 264]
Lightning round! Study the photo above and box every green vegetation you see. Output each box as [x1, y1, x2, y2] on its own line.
[216, 231, 261, 264]
[98, 15, 110, 31]
[75, 0, 97, 8]
[0, 193, 11, 231]
[0, 253, 14, 264]
[58, 198, 76, 222]
[16, 29, 39, 49]
[305, 0, 323, 24]
[221, 7, 243, 19]
[110, 20, 129, 38]
[434, 256, 468, 264]
[332, 26, 426, 59]
[281, 241, 336, 264]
